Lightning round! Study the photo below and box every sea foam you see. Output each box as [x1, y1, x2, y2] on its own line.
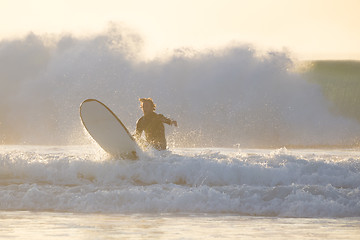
[1, 146, 359, 217]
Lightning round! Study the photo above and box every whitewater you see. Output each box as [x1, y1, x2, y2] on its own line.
[1, 145, 360, 217]
[1, 145, 360, 239]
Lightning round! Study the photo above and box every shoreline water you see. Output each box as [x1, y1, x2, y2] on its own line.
[1, 211, 360, 240]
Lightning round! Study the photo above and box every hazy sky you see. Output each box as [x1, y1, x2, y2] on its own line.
[1, 0, 359, 60]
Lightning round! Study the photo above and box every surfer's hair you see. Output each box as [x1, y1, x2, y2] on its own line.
[139, 98, 156, 111]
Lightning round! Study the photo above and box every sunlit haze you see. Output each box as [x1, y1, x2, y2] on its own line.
[1, 0, 359, 60]
[1, 2, 360, 233]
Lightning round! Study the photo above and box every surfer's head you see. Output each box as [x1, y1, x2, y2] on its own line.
[140, 98, 156, 115]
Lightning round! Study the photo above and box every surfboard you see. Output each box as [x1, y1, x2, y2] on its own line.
[80, 99, 139, 159]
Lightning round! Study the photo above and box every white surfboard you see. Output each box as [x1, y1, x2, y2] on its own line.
[80, 99, 139, 159]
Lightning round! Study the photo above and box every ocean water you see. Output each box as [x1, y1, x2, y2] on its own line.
[1, 145, 359, 239]
[1, 25, 360, 238]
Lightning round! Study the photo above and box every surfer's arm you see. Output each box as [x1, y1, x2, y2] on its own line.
[169, 120, 177, 127]
[134, 117, 144, 139]
[159, 114, 177, 127]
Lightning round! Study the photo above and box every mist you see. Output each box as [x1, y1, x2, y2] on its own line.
[1, 25, 359, 147]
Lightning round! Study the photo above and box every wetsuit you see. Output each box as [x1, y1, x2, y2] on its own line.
[135, 112, 172, 150]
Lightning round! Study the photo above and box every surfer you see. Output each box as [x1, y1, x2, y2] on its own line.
[135, 98, 177, 150]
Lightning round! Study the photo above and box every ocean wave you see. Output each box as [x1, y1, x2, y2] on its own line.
[1, 146, 359, 217]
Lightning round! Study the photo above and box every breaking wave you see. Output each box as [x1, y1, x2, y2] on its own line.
[0, 24, 360, 147]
